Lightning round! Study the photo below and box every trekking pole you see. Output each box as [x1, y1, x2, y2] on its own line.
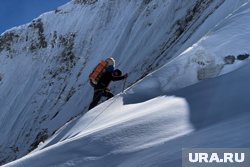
[122, 78, 127, 93]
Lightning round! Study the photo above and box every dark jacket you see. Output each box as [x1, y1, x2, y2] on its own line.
[95, 65, 125, 89]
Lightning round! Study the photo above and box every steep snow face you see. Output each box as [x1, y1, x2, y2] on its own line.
[0, 0, 249, 165]
[4, 31, 250, 167]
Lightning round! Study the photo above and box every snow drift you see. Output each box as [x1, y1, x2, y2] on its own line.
[4, 62, 250, 167]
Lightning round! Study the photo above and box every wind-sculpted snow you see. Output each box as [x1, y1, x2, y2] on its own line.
[4, 95, 194, 167]
[1, 0, 250, 165]
[4, 48, 250, 167]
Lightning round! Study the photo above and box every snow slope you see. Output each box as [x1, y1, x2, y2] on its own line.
[4, 44, 250, 167]
[1, 0, 250, 165]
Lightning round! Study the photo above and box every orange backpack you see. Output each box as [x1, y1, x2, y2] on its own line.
[89, 60, 108, 86]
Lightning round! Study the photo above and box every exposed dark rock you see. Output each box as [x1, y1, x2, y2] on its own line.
[175, 0, 213, 38]
[0, 159, 7, 166]
[237, 53, 249, 60]
[66, 87, 76, 102]
[29, 129, 48, 152]
[51, 111, 59, 120]
[51, 31, 58, 48]
[28, 19, 48, 51]
[58, 33, 78, 71]
[74, 0, 98, 5]
[10, 146, 19, 153]
[54, 8, 69, 15]
[55, 8, 62, 14]
[224, 55, 236, 64]
[0, 32, 19, 53]
[0, 74, 3, 82]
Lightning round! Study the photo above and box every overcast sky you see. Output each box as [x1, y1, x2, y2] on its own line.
[0, 0, 70, 34]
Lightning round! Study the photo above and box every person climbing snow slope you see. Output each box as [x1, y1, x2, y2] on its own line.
[88, 57, 128, 110]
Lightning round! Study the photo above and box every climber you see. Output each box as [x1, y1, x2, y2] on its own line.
[88, 57, 128, 110]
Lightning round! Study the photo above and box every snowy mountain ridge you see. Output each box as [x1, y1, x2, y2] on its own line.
[1, 0, 250, 166]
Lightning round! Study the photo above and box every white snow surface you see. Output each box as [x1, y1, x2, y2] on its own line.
[1, 0, 250, 166]
[5, 53, 250, 167]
